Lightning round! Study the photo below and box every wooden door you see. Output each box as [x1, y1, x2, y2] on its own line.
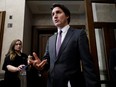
[31, 26, 57, 58]
[39, 33, 52, 58]
[94, 22, 116, 86]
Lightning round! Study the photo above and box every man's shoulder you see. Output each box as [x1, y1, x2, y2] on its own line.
[69, 27, 86, 33]
[70, 27, 85, 30]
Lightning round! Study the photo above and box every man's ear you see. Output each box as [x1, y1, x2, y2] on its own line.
[66, 16, 69, 19]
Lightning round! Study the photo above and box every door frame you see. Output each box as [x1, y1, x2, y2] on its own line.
[0, 11, 5, 62]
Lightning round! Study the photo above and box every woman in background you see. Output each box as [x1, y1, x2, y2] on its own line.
[2, 39, 28, 87]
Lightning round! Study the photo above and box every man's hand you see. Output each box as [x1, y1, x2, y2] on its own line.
[29, 52, 47, 70]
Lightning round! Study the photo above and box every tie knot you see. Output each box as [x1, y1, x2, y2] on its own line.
[59, 30, 62, 35]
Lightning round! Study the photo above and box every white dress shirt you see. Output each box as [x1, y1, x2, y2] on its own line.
[57, 25, 70, 44]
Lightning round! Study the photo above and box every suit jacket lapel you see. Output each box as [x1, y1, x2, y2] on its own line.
[49, 33, 58, 72]
[51, 33, 57, 61]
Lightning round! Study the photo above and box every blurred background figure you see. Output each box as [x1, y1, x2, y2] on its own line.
[2, 39, 28, 87]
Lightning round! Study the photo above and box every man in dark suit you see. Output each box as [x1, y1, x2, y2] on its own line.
[29, 3, 98, 87]
[109, 48, 116, 87]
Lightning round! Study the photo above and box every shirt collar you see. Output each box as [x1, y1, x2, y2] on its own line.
[57, 25, 70, 33]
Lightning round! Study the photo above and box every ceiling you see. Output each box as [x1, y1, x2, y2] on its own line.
[26, 1, 85, 14]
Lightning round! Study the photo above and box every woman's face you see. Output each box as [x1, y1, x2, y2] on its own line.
[14, 40, 22, 52]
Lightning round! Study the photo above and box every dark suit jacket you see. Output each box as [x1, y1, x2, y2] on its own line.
[43, 27, 98, 87]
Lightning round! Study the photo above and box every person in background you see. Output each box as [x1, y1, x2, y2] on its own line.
[2, 39, 28, 87]
[109, 48, 116, 87]
[29, 3, 99, 87]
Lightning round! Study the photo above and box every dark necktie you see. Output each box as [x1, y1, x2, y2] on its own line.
[56, 30, 62, 55]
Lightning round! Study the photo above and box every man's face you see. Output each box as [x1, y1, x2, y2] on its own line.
[52, 7, 69, 28]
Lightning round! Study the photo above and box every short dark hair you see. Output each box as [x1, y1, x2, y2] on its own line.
[51, 3, 70, 24]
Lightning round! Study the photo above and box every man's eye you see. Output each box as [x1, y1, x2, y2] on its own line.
[52, 13, 54, 16]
